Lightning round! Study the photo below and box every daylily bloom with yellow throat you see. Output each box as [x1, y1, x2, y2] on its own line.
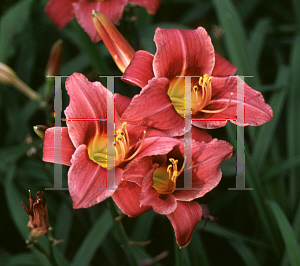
[45, 0, 161, 42]
[42, 73, 180, 208]
[112, 135, 233, 247]
[121, 27, 273, 135]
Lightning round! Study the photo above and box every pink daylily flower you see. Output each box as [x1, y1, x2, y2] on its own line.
[42, 73, 180, 208]
[45, 0, 161, 42]
[112, 137, 233, 247]
[121, 27, 273, 135]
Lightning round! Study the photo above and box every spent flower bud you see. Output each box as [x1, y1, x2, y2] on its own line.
[22, 191, 49, 239]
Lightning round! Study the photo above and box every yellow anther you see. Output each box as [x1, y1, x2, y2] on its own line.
[171, 171, 178, 182]
[167, 158, 180, 183]
[88, 122, 146, 169]
[152, 157, 186, 195]
[193, 74, 232, 114]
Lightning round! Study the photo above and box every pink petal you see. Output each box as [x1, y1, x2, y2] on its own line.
[128, 126, 182, 158]
[64, 73, 114, 148]
[129, 0, 161, 14]
[73, 0, 128, 42]
[121, 78, 185, 136]
[212, 52, 237, 77]
[114, 93, 131, 117]
[68, 144, 123, 208]
[193, 76, 273, 128]
[140, 165, 177, 215]
[173, 139, 233, 201]
[153, 27, 215, 80]
[190, 126, 212, 143]
[123, 156, 166, 186]
[167, 201, 203, 247]
[112, 181, 151, 217]
[192, 119, 227, 129]
[43, 127, 75, 166]
[122, 50, 155, 88]
[45, 0, 76, 29]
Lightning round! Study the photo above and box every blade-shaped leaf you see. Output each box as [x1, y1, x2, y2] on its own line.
[71, 208, 113, 266]
[268, 201, 300, 266]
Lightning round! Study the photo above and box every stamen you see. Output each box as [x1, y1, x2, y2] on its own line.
[201, 92, 233, 113]
[114, 143, 119, 164]
[122, 122, 130, 147]
[193, 75, 232, 114]
[124, 131, 146, 161]
[177, 156, 186, 177]
[119, 140, 126, 162]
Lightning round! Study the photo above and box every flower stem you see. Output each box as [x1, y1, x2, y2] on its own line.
[107, 198, 138, 266]
[48, 228, 58, 266]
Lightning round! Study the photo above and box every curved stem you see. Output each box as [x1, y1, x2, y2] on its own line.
[46, 228, 58, 266]
[107, 198, 138, 266]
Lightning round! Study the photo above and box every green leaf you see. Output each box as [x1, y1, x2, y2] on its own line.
[4, 166, 29, 239]
[287, 34, 300, 211]
[238, 0, 261, 20]
[188, 234, 210, 266]
[230, 241, 261, 266]
[180, 2, 212, 24]
[62, 20, 111, 75]
[0, 141, 41, 173]
[249, 17, 271, 66]
[71, 208, 113, 266]
[6, 253, 40, 266]
[212, 0, 259, 87]
[245, 150, 282, 255]
[31, 248, 52, 266]
[131, 211, 155, 241]
[54, 202, 73, 254]
[292, 0, 300, 24]
[60, 53, 90, 75]
[262, 156, 300, 182]
[174, 240, 191, 266]
[253, 89, 287, 170]
[196, 222, 266, 248]
[0, 0, 34, 62]
[268, 201, 300, 266]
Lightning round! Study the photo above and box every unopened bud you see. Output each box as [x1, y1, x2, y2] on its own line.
[92, 11, 135, 73]
[33, 125, 48, 140]
[0, 62, 39, 101]
[45, 40, 63, 77]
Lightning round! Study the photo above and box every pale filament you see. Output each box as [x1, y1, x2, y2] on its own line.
[114, 122, 146, 165]
[165, 157, 186, 193]
[193, 74, 233, 114]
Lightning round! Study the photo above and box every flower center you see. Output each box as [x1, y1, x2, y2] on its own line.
[192, 74, 233, 114]
[152, 158, 185, 194]
[88, 122, 146, 169]
[167, 75, 233, 117]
